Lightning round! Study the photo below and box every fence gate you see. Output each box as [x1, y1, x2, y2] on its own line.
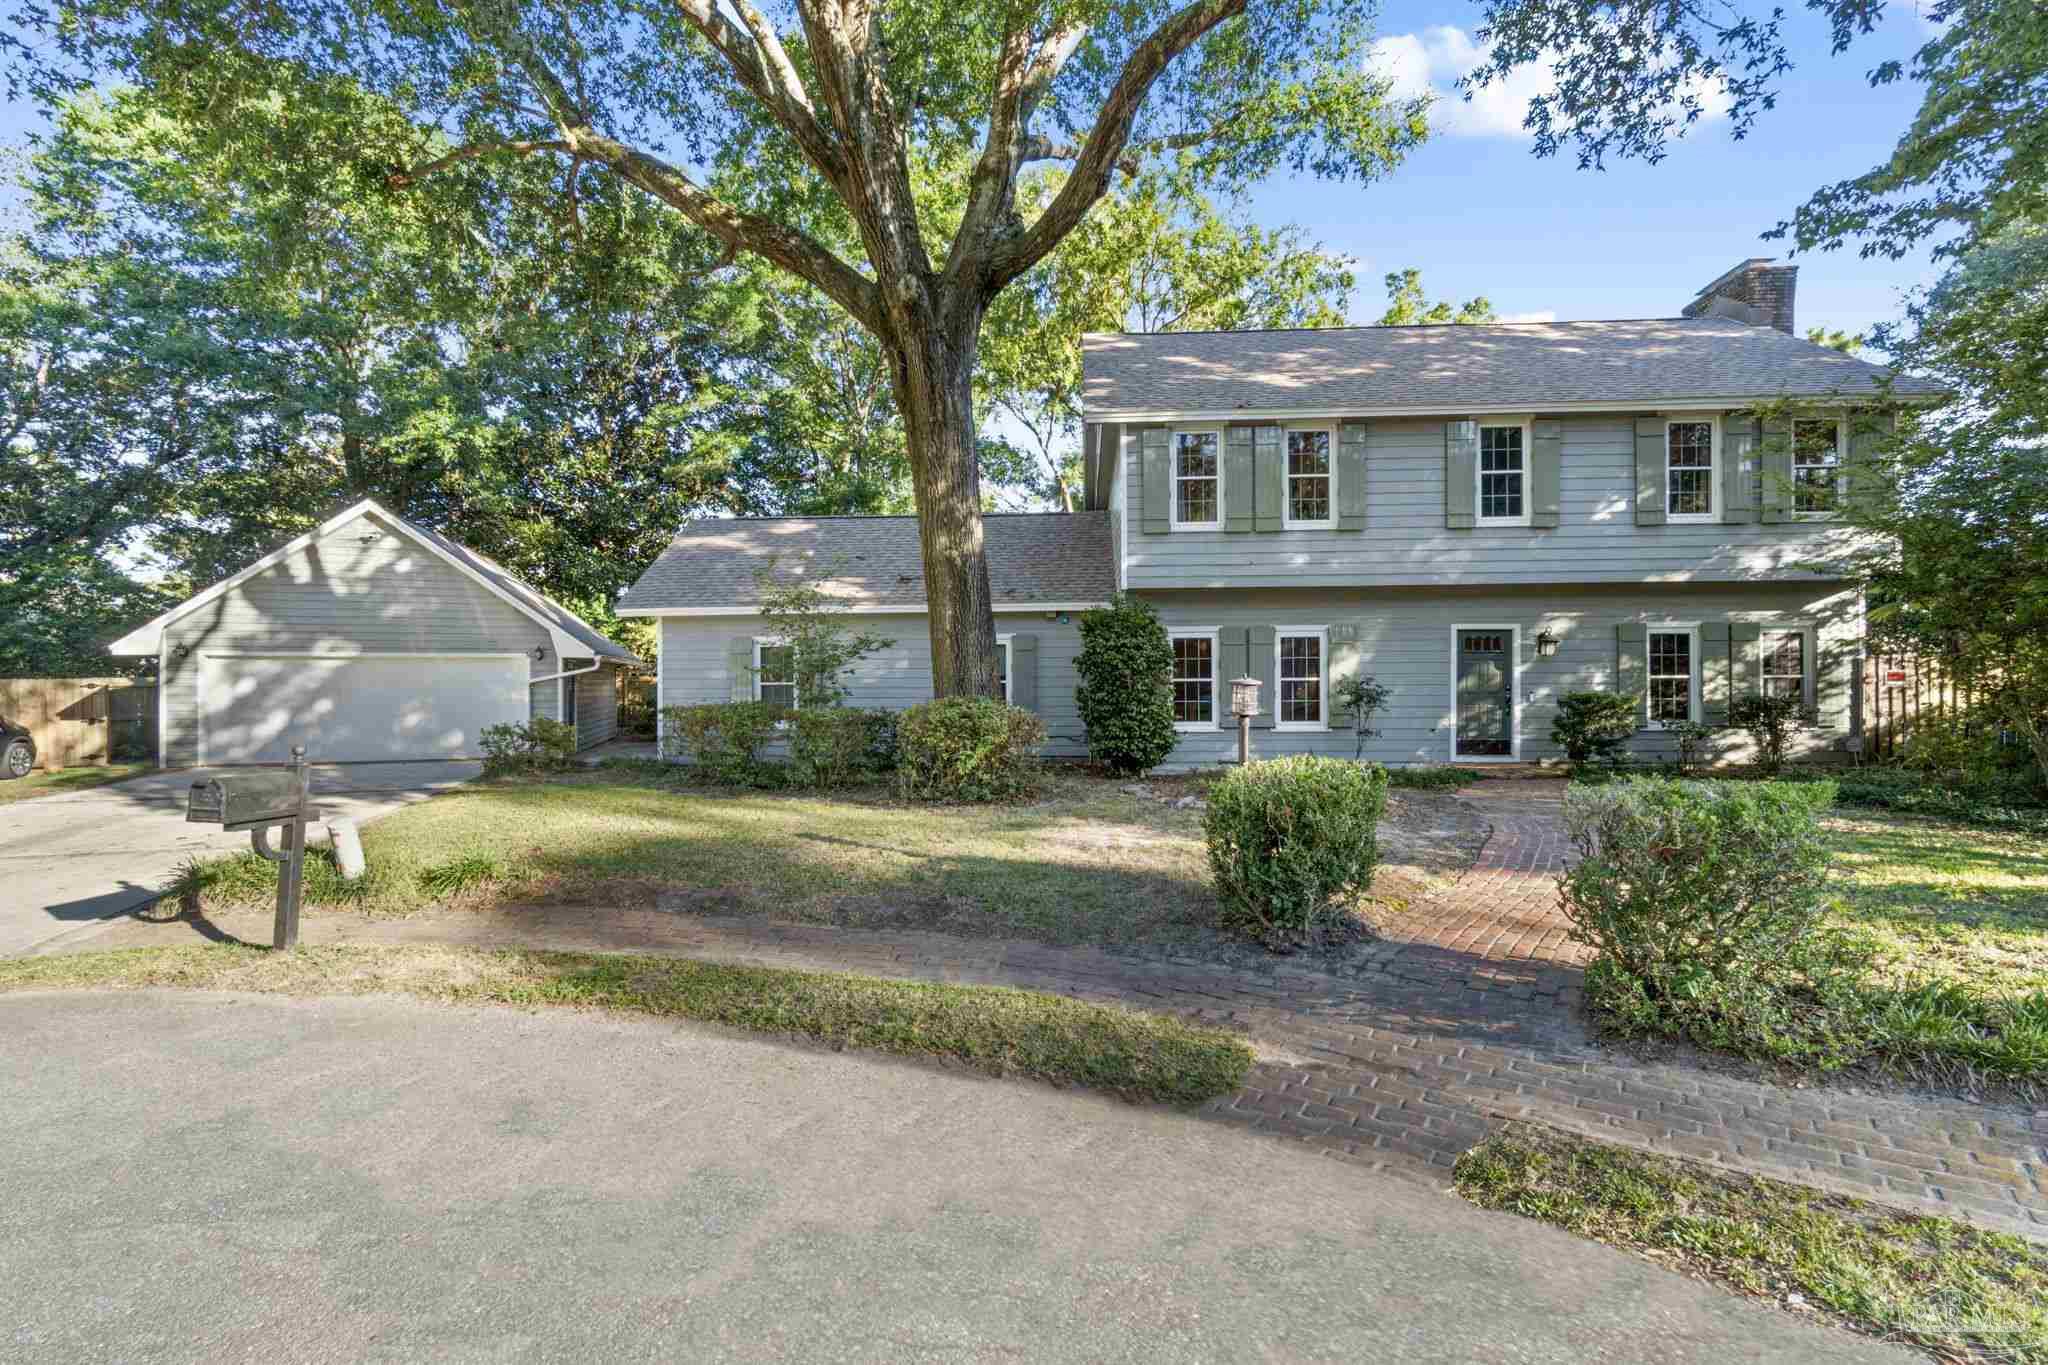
[0, 678, 158, 769]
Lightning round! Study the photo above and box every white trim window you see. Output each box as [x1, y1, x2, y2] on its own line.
[995, 632, 1013, 705]
[1665, 418, 1718, 521]
[1274, 628, 1328, 729]
[1792, 417, 1846, 516]
[1647, 628, 1698, 724]
[753, 638, 797, 709]
[1477, 420, 1531, 525]
[1284, 427, 1334, 528]
[1169, 629, 1218, 730]
[1762, 629, 1807, 703]
[1171, 428, 1221, 529]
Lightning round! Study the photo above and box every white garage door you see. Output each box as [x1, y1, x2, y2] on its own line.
[198, 654, 531, 765]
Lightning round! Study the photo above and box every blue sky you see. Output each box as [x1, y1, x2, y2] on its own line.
[1264, 0, 1948, 342]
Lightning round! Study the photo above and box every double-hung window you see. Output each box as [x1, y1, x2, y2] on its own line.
[1284, 428, 1333, 528]
[1792, 418, 1845, 516]
[1169, 630, 1217, 730]
[1646, 628, 1696, 724]
[1275, 628, 1327, 729]
[995, 633, 1013, 705]
[1762, 630, 1807, 703]
[1172, 429, 1220, 528]
[754, 640, 797, 709]
[1477, 422, 1528, 524]
[1665, 419, 1718, 521]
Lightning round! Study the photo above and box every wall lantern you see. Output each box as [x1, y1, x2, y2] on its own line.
[171, 642, 191, 662]
[1230, 675, 1263, 765]
[1535, 629, 1559, 658]
[531, 645, 548, 662]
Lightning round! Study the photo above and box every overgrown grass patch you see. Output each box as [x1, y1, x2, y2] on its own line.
[0, 762, 151, 803]
[1456, 1124, 2048, 1363]
[0, 944, 1254, 1105]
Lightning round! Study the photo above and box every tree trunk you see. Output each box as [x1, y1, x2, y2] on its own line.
[887, 311, 1001, 699]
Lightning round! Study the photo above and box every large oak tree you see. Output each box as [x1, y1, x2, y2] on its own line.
[10, 0, 1422, 696]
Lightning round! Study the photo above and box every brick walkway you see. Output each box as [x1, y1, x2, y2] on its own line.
[69, 781, 2048, 1238]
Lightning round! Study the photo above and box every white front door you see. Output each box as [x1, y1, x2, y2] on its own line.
[198, 654, 529, 764]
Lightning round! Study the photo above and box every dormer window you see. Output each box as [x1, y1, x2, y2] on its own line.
[1172, 428, 1220, 529]
[1793, 418, 1845, 516]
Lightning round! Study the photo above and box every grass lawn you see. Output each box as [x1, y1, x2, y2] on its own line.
[0, 762, 150, 804]
[0, 943, 1253, 1105]
[1457, 1124, 2048, 1363]
[1828, 813, 2048, 999]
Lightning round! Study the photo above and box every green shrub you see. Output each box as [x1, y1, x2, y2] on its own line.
[1832, 766, 2048, 833]
[895, 697, 1045, 802]
[479, 717, 578, 776]
[659, 701, 789, 786]
[1665, 718, 1717, 776]
[788, 707, 896, 789]
[416, 851, 502, 898]
[1387, 765, 1484, 790]
[1074, 594, 1177, 775]
[1202, 756, 1388, 949]
[1727, 692, 1804, 775]
[1551, 691, 1639, 766]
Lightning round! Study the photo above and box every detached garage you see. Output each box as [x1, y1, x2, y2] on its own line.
[109, 499, 641, 768]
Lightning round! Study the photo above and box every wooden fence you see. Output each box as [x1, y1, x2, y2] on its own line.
[1860, 650, 1981, 761]
[0, 677, 158, 769]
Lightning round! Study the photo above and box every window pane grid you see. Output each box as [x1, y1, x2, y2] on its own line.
[759, 644, 796, 709]
[1647, 631, 1692, 723]
[1793, 420, 1842, 513]
[1667, 422, 1714, 516]
[1763, 631, 1805, 701]
[1479, 426, 1524, 520]
[1277, 634, 1322, 725]
[1287, 430, 1331, 522]
[1175, 432, 1218, 524]
[1172, 636, 1214, 725]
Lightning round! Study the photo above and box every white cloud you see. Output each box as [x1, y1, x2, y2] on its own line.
[1497, 310, 1558, 323]
[1369, 25, 1728, 140]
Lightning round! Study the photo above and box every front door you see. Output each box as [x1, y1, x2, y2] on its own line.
[1455, 629, 1513, 758]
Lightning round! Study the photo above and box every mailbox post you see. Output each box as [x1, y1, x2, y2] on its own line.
[187, 746, 320, 950]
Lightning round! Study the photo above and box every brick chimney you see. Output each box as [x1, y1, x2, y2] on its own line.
[1681, 258, 1798, 334]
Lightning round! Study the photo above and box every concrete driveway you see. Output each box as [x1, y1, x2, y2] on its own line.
[0, 761, 477, 956]
[0, 990, 1902, 1363]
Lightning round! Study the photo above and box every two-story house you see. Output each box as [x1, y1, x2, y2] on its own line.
[622, 260, 1944, 767]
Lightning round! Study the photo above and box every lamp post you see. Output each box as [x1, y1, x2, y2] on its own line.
[1230, 676, 1263, 765]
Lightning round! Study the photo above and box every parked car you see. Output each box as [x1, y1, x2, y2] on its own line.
[1, 717, 34, 780]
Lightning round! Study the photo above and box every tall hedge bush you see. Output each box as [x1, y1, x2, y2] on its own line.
[1074, 594, 1177, 775]
[659, 701, 788, 786]
[895, 697, 1045, 802]
[1203, 756, 1388, 948]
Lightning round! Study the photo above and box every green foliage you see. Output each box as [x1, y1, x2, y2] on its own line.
[1804, 325, 1863, 354]
[895, 698, 1045, 803]
[1386, 766, 1484, 790]
[752, 561, 894, 708]
[1202, 756, 1388, 949]
[415, 852, 503, 899]
[1376, 268, 1496, 325]
[1074, 595, 1178, 776]
[660, 702, 791, 787]
[1663, 719, 1716, 777]
[1550, 691, 1640, 766]
[1728, 693, 1805, 776]
[1832, 766, 2048, 834]
[1333, 674, 1392, 759]
[479, 718, 578, 777]
[787, 707, 897, 790]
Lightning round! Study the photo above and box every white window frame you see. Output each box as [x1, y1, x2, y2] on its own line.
[1445, 623, 1522, 763]
[1168, 626, 1221, 732]
[1281, 425, 1337, 530]
[1663, 414, 1722, 524]
[1791, 414, 1847, 519]
[752, 636, 798, 710]
[1272, 626, 1330, 731]
[995, 632, 1013, 706]
[1645, 623, 1701, 726]
[1169, 425, 1223, 531]
[1475, 416, 1534, 527]
[1759, 625, 1814, 709]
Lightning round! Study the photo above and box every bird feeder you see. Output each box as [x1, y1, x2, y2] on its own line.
[1230, 676, 1263, 765]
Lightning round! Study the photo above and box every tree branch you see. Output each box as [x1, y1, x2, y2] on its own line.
[668, 0, 846, 186]
[385, 139, 572, 188]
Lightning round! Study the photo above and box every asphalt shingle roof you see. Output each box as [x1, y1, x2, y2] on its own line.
[1081, 317, 1947, 417]
[618, 512, 1115, 614]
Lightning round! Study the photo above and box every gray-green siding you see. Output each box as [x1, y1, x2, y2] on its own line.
[1115, 416, 1876, 589]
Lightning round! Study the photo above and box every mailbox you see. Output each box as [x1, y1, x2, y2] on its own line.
[188, 771, 314, 832]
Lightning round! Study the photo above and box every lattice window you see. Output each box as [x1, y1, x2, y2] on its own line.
[1174, 431, 1219, 525]
[1171, 635, 1214, 725]
[1286, 430, 1331, 524]
[1479, 426, 1524, 520]
[1648, 630, 1693, 723]
[1763, 631, 1805, 701]
[1666, 422, 1714, 517]
[1277, 633, 1323, 726]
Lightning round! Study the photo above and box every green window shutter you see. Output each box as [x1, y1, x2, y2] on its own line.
[1730, 623, 1762, 702]
[1845, 409, 1889, 516]
[1009, 634, 1039, 713]
[1219, 626, 1249, 728]
[1633, 417, 1667, 526]
[1615, 623, 1647, 709]
[1254, 426, 1284, 532]
[1223, 426, 1255, 532]
[1140, 426, 1170, 534]
[1530, 419, 1562, 528]
[1444, 419, 1478, 529]
[1328, 624, 1360, 729]
[1759, 417, 1794, 523]
[726, 637, 754, 702]
[1249, 625, 1276, 728]
[1817, 636, 1851, 731]
[1723, 412, 1760, 523]
[1336, 423, 1368, 531]
[1700, 621, 1732, 724]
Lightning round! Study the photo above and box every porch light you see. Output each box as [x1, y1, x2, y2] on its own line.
[531, 645, 547, 662]
[1535, 628, 1559, 658]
